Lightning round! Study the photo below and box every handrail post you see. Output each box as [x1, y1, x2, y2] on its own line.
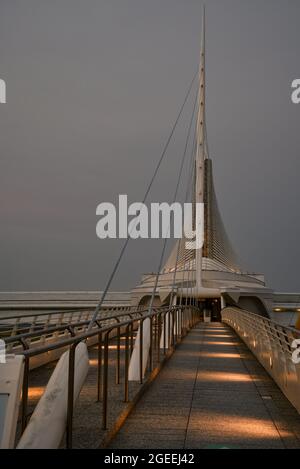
[157, 313, 162, 363]
[21, 356, 30, 433]
[167, 310, 171, 350]
[175, 308, 178, 344]
[20, 338, 30, 434]
[97, 332, 102, 401]
[116, 326, 121, 384]
[178, 308, 182, 339]
[124, 324, 130, 402]
[153, 315, 157, 350]
[102, 331, 110, 430]
[163, 313, 166, 354]
[171, 310, 175, 348]
[149, 316, 153, 372]
[139, 320, 143, 384]
[66, 342, 77, 449]
[130, 321, 134, 355]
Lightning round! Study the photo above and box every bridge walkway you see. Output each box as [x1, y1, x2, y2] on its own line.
[109, 323, 300, 449]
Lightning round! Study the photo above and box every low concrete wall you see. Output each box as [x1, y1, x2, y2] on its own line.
[17, 342, 89, 449]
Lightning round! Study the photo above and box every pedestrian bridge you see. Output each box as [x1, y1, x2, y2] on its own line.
[1, 9, 300, 450]
[1, 305, 300, 448]
[110, 321, 300, 449]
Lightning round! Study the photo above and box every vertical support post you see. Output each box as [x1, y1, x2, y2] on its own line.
[116, 326, 120, 384]
[171, 310, 175, 348]
[66, 342, 77, 449]
[21, 356, 30, 434]
[149, 317, 153, 372]
[169, 310, 172, 343]
[102, 331, 109, 430]
[97, 332, 102, 402]
[195, 6, 206, 294]
[163, 313, 166, 354]
[130, 322, 134, 355]
[175, 309, 179, 344]
[157, 314, 162, 363]
[178, 308, 182, 340]
[139, 320, 143, 384]
[160, 311, 170, 350]
[124, 325, 130, 402]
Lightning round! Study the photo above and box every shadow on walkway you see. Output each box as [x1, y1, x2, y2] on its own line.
[109, 323, 300, 449]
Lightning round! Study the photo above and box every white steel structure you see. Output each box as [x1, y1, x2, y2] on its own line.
[131, 8, 274, 318]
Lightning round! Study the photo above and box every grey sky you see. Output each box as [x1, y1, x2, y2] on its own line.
[1, 0, 300, 292]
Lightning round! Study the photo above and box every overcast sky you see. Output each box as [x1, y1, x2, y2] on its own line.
[1, 0, 300, 292]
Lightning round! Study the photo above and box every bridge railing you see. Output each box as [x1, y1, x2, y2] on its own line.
[1, 306, 157, 369]
[12, 304, 201, 448]
[222, 306, 300, 414]
[0, 305, 137, 340]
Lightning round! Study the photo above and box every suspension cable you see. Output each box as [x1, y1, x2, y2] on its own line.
[179, 130, 197, 308]
[147, 87, 198, 315]
[88, 70, 198, 330]
[169, 93, 198, 306]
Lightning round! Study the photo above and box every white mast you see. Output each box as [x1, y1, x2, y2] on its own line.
[195, 5, 206, 293]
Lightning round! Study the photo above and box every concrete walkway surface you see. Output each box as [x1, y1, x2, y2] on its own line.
[109, 323, 300, 449]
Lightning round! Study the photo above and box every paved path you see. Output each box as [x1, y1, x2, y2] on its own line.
[109, 323, 300, 449]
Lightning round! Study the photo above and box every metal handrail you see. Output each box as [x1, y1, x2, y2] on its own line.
[0, 305, 135, 321]
[15, 306, 184, 358]
[224, 306, 300, 336]
[0, 306, 156, 348]
[3, 309, 147, 346]
[3, 307, 171, 361]
[16, 304, 201, 448]
[0, 308, 91, 321]
[221, 306, 300, 416]
[0, 305, 141, 340]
